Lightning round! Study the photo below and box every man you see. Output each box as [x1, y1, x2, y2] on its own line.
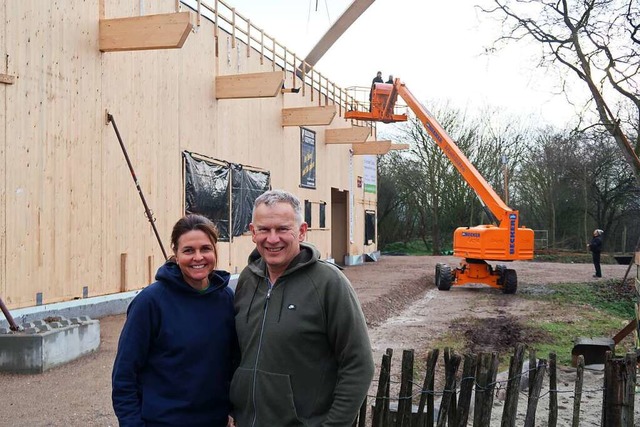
[587, 229, 604, 278]
[369, 71, 384, 111]
[230, 190, 374, 426]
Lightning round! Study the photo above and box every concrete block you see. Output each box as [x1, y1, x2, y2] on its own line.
[344, 254, 364, 266]
[37, 324, 53, 332]
[364, 251, 380, 262]
[48, 322, 62, 329]
[0, 319, 100, 374]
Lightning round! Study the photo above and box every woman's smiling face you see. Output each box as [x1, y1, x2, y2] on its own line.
[175, 230, 217, 290]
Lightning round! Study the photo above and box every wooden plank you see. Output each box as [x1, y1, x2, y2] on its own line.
[437, 348, 461, 426]
[0, 74, 16, 85]
[120, 253, 127, 292]
[502, 344, 525, 427]
[387, 143, 409, 151]
[372, 351, 392, 427]
[416, 349, 439, 427]
[354, 396, 367, 427]
[352, 141, 392, 155]
[281, 105, 336, 127]
[99, 12, 193, 52]
[572, 355, 584, 427]
[548, 352, 558, 427]
[300, 0, 375, 70]
[524, 359, 547, 427]
[216, 71, 283, 99]
[325, 126, 370, 144]
[457, 353, 477, 427]
[397, 349, 414, 426]
[147, 255, 154, 285]
[623, 353, 636, 425]
[473, 353, 499, 426]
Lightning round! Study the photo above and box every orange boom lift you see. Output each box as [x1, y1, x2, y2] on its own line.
[346, 79, 534, 293]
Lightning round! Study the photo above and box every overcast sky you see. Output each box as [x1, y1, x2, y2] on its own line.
[226, 0, 580, 127]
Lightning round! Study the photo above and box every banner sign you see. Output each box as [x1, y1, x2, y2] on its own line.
[300, 128, 316, 189]
[363, 155, 377, 193]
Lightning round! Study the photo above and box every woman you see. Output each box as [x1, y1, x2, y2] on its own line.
[587, 228, 604, 278]
[112, 214, 237, 426]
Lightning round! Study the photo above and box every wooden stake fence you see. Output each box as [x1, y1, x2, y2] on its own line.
[352, 344, 636, 427]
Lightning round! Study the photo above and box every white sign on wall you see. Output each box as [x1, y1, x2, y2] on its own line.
[363, 155, 377, 193]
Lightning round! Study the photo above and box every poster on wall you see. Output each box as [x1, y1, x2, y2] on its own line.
[363, 155, 377, 193]
[300, 127, 316, 189]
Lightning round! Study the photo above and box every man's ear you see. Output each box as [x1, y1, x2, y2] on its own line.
[249, 223, 257, 243]
[298, 222, 308, 241]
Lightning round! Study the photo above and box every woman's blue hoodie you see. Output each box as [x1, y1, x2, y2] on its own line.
[112, 261, 237, 427]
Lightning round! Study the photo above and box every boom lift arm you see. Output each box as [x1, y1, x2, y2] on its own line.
[346, 79, 534, 293]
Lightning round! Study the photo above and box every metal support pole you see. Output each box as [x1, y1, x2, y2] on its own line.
[106, 113, 169, 261]
[0, 296, 19, 331]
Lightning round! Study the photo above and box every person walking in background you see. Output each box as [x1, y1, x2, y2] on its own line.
[230, 189, 375, 426]
[112, 214, 238, 427]
[587, 228, 604, 278]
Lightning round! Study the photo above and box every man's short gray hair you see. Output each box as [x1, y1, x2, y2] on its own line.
[253, 190, 304, 225]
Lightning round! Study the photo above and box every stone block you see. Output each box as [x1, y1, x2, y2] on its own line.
[0, 319, 100, 374]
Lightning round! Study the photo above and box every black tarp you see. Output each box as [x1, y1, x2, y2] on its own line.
[184, 153, 231, 239]
[231, 163, 270, 237]
[184, 152, 270, 240]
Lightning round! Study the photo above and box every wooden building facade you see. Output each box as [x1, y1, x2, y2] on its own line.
[0, 0, 394, 309]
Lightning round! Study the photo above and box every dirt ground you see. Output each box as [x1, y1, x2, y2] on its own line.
[0, 255, 633, 426]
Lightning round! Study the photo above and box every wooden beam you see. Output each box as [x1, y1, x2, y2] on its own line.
[282, 106, 336, 127]
[99, 12, 192, 52]
[216, 71, 283, 99]
[0, 74, 15, 85]
[120, 253, 128, 292]
[299, 0, 375, 71]
[352, 141, 392, 155]
[325, 126, 370, 144]
[388, 143, 410, 151]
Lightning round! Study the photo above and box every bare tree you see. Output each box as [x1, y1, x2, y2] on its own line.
[482, 0, 640, 181]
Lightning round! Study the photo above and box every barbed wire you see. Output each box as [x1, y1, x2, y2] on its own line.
[367, 365, 606, 402]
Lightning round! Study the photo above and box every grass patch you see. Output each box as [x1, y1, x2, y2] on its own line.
[533, 249, 617, 264]
[433, 280, 636, 367]
[525, 280, 636, 365]
[526, 280, 635, 319]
